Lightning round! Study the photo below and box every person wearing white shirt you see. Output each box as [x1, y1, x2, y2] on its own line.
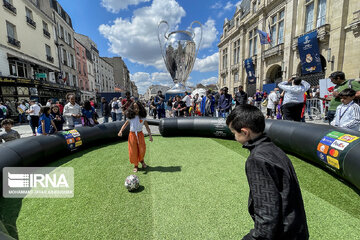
[278, 77, 310, 122]
[26, 100, 41, 136]
[182, 91, 191, 116]
[115, 99, 123, 121]
[63, 94, 82, 129]
[266, 89, 279, 119]
[331, 88, 360, 131]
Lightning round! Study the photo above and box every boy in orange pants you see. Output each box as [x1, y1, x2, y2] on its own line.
[118, 101, 153, 172]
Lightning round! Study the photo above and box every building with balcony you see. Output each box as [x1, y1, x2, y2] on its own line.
[0, 0, 77, 112]
[218, 0, 360, 96]
[99, 57, 114, 93]
[74, 38, 93, 102]
[74, 33, 100, 93]
[40, 0, 77, 90]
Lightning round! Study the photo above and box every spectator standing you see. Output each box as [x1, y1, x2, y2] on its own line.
[0, 119, 20, 143]
[201, 90, 215, 117]
[82, 100, 98, 126]
[17, 101, 27, 124]
[154, 91, 166, 119]
[0, 102, 6, 121]
[37, 106, 57, 135]
[55, 101, 64, 114]
[121, 92, 133, 120]
[254, 89, 264, 109]
[266, 89, 279, 119]
[214, 90, 221, 117]
[278, 78, 310, 122]
[167, 98, 173, 117]
[50, 104, 65, 133]
[173, 95, 186, 117]
[26, 100, 41, 136]
[235, 85, 248, 106]
[326, 71, 360, 123]
[116, 98, 123, 121]
[63, 94, 82, 129]
[111, 97, 119, 121]
[218, 87, 232, 118]
[182, 91, 191, 116]
[46, 99, 52, 107]
[101, 97, 111, 123]
[331, 88, 360, 131]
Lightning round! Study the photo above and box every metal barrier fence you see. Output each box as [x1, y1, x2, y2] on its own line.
[305, 98, 324, 120]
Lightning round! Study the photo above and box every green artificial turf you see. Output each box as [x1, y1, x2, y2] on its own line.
[0, 136, 359, 239]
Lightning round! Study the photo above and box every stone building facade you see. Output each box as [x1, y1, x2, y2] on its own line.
[99, 57, 114, 92]
[218, 0, 360, 96]
[0, 0, 77, 112]
[101, 57, 131, 93]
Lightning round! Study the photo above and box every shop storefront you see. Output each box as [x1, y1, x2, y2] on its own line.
[0, 76, 78, 118]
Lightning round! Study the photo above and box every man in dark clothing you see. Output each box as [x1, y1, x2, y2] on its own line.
[154, 90, 166, 119]
[235, 85, 248, 106]
[218, 87, 232, 118]
[173, 95, 186, 117]
[101, 97, 111, 123]
[226, 105, 309, 240]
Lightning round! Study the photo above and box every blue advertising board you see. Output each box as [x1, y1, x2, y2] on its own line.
[298, 31, 322, 75]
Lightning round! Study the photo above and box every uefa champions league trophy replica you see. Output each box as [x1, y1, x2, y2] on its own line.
[158, 20, 202, 94]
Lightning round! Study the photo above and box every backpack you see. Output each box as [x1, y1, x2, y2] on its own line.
[113, 102, 119, 109]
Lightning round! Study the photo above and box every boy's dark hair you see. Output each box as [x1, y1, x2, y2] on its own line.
[40, 106, 51, 117]
[1, 119, 14, 126]
[329, 71, 345, 80]
[126, 101, 147, 119]
[226, 104, 265, 134]
[339, 88, 356, 97]
[293, 78, 302, 85]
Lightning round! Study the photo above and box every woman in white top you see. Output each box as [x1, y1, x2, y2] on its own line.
[26, 100, 41, 136]
[63, 94, 82, 129]
[118, 101, 153, 172]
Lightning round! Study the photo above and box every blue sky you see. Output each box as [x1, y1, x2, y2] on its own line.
[58, 0, 241, 93]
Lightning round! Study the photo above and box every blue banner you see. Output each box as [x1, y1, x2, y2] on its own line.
[244, 58, 256, 84]
[298, 31, 322, 75]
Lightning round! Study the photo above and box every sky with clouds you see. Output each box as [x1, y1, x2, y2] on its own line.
[58, 0, 241, 94]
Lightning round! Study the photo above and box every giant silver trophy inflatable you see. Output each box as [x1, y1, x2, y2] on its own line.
[158, 20, 202, 94]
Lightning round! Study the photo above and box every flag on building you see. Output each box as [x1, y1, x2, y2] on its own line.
[257, 29, 271, 45]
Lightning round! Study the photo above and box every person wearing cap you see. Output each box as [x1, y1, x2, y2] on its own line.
[326, 71, 360, 123]
[218, 87, 232, 118]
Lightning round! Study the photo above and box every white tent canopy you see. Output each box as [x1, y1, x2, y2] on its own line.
[191, 88, 207, 98]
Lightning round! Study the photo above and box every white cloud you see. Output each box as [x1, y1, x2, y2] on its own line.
[193, 52, 219, 73]
[200, 77, 218, 85]
[224, 2, 234, 10]
[193, 18, 218, 49]
[99, 0, 186, 69]
[130, 71, 173, 94]
[210, 2, 222, 9]
[101, 0, 150, 13]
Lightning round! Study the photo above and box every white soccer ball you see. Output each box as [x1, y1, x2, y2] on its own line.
[124, 175, 140, 191]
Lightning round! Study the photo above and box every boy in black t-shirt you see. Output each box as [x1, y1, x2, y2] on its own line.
[173, 95, 186, 117]
[226, 105, 309, 240]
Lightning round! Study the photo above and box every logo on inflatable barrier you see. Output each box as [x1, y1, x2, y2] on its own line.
[326, 156, 340, 169]
[317, 152, 327, 162]
[326, 131, 344, 139]
[317, 143, 329, 154]
[328, 149, 339, 158]
[330, 140, 349, 151]
[61, 130, 82, 151]
[320, 136, 335, 146]
[338, 134, 359, 143]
